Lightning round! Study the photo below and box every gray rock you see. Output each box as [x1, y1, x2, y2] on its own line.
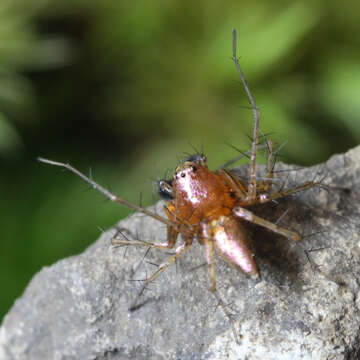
[1, 146, 360, 360]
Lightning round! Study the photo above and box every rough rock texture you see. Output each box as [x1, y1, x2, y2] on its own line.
[1, 146, 360, 360]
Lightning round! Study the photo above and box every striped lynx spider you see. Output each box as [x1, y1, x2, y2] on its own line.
[38, 30, 321, 343]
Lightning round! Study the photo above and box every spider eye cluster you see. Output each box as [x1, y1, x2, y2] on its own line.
[157, 152, 206, 201]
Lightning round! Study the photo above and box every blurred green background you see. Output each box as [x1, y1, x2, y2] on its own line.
[0, 0, 359, 322]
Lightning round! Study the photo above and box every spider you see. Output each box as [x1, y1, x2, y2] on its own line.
[38, 30, 320, 343]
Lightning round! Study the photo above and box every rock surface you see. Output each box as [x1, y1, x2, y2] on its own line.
[1, 146, 360, 360]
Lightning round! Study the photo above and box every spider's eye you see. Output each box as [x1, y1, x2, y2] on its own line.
[191, 166, 197, 172]
[181, 173, 186, 178]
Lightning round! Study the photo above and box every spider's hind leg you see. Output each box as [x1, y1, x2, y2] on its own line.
[233, 206, 301, 242]
[258, 180, 321, 205]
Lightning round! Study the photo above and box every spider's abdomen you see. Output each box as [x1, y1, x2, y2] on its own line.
[211, 215, 259, 276]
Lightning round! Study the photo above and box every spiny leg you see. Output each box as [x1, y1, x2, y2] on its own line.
[217, 140, 275, 202]
[112, 224, 179, 250]
[232, 29, 260, 202]
[239, 139, 275, 199]
[129, 238, 193, 311]
[204, 232, 216, 292]
[217, 142, 269, 170]
[258, 139, 292, 195]
[258, 180, 323, 205]
[212, 291, 239, 344]
[233, 176, 327, 241]
[37, 157, 179, 230]
[233, 206, 301, 241]
[260, 139, 275, 193]
[202, 223, 239, 344]
[216, 168, 248, 200]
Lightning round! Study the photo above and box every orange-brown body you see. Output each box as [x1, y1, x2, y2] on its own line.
[163, 159, 259, 277]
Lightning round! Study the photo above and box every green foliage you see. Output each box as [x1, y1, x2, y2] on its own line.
[0, 0, 70, 156]
[0, 0, 359, 322]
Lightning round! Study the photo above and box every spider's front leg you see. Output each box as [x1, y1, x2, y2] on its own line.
[112, 179, 180, 250]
